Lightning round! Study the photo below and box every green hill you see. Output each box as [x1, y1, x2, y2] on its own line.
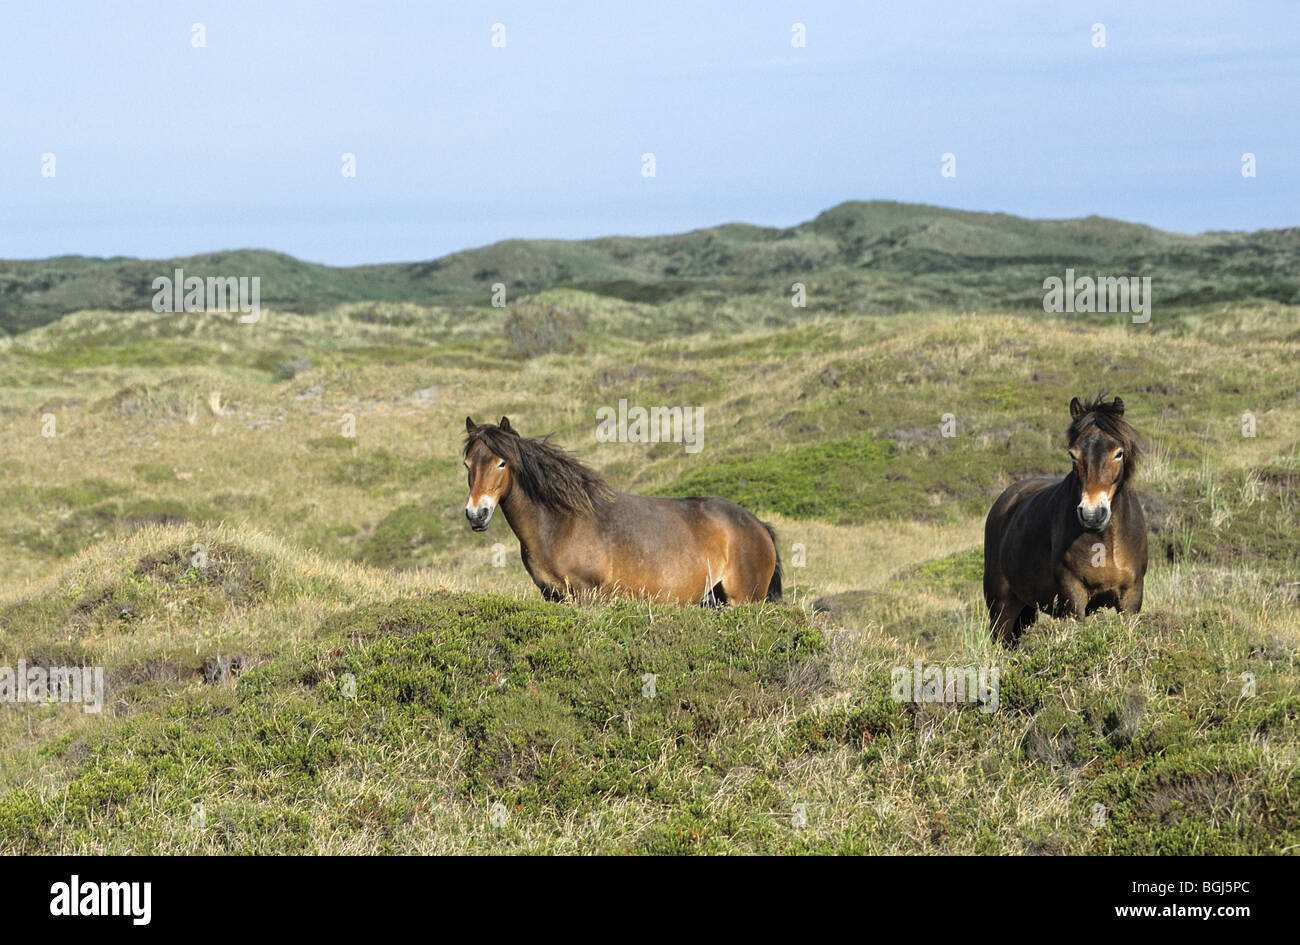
[4, 201, 1299, 334]
[1, 300, 1297, 853]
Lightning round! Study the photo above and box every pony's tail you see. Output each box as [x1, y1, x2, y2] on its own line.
[762, 522, 783, 602]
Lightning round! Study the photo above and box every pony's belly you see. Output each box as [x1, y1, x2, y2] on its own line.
[613, 560, 715, 604]
[1001, 540, 1058, 607]
[534, 545, 711, 604]
[1016, 576, 1063, 610]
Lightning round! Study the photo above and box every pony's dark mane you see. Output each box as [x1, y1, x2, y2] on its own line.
[1067, 394, 1143, 470]
[464, 425, 615, 515]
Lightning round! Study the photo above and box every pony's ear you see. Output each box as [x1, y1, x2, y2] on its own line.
[1069, 397, 1084, 419]
[499, 416, 516, 435]
[465, 416, 477, 434]
[1110, 396, 1125, 415]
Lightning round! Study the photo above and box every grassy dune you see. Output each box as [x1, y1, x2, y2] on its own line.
[0, 293, 1297, 853]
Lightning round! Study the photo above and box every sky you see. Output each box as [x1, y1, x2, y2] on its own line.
[2, 1, 1297, 265]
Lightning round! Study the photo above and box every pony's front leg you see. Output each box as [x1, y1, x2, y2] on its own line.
[1058, 573, 1091, 620]
[1118, 582, 1144, 614]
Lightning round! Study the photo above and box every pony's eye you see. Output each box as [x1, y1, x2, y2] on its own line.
[497, 460, 507, 469]
[1114, 449, 1124, 460]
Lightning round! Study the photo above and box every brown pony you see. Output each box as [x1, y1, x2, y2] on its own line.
[463, 417, 781, 605]
[983, 395, 1147, 645]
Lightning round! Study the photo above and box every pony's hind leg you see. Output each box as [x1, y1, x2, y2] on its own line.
[702, 582, 728, 608]
[721, 547, 776, 603]
[702, 505, 777, 604]
[989, 596, 1029, 646]
[985, 567, 1026, 646]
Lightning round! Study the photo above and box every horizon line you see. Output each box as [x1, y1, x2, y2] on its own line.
[3, 198, 1292, 270]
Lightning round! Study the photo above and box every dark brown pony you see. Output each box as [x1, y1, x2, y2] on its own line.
[983, 395, 1147, 645]
[463, 417, 781, 605]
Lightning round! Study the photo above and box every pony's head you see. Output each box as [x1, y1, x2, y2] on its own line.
[462, 416, 613, 531]
[1066, 394, 1141, 531]
[462, 416, 519, 530]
